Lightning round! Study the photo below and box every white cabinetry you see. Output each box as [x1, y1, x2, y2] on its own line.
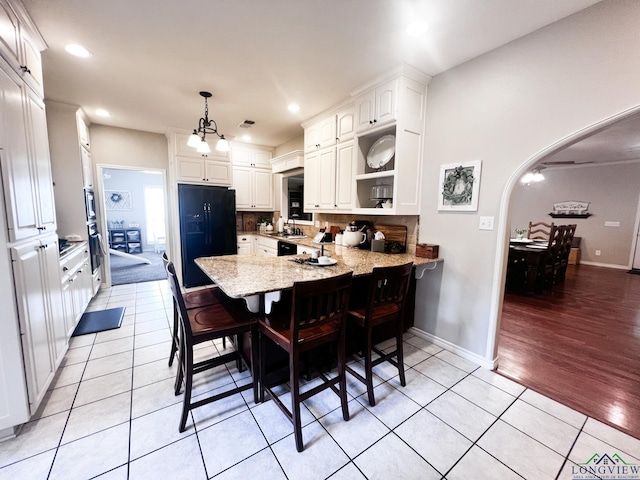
[304, 115, 337, 153]
[355, 78, 398, 133]
[170, 132, 232, 186]
[60, 244, 92, 337]
[0, 1, 65, 435]
[302, 103, 355, 212]
[256, 235, 278, 257]
[231, 144, 274, 211]
[77, 114, 93, 188]
[351, 67, 430, 215]
[175, 156, 232, 185]
[11, 234, 66, 414]
[46, 102, 95, 239]
[0, 0, 43, 97]
[237, 234, 253, 255]
[0, 65, 56, 242]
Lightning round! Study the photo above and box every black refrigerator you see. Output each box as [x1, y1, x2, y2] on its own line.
[178, 184, 237, 287]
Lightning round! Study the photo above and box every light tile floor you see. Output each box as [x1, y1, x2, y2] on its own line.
[1, 280, 639, 480]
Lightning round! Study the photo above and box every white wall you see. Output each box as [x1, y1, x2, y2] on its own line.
[510, 163, 640, 266]
[415, 1, 640, 363]
[90, 125, 168, 170]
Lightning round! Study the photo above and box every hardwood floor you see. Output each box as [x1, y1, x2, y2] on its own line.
[497, 264, 640, 439]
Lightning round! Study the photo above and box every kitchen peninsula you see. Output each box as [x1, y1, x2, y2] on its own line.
[195, 243, 441, 313]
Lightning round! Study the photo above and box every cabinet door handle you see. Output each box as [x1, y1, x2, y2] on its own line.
[63, 266, 69, 271]
[20, 65, 31, 74]
[373, 119, 377, 124]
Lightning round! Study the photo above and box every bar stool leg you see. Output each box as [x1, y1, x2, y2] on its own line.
[396, 320, 406, 387]
[365, 326, 376, 407]
[290, 350, 304, 452]
[168, 301, 179, 366]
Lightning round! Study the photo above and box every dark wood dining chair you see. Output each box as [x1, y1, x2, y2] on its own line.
[345, 262, 413, 406]
[528, 221, 554, 241]
[259, 272, 353, 452]
[166, 261, 259, 432]
[539, 224, 566, 289]
[162, 252, 225, 366]
[554, 224, 577, 284]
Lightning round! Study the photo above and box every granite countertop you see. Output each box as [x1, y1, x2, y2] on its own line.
[195, 246, 442, 298]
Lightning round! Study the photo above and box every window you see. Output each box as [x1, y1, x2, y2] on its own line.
[287, 174, 312, 222]
[144, 186, 166, 244]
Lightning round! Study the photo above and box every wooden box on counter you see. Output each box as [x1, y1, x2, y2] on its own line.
[415, 243, 439, 259]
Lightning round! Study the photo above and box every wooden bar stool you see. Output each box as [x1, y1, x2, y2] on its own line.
[259, 272, 353, 452]
[346, 262, 413, 406]
[166, 262, 259, 432]
[162, 252, 225, 366]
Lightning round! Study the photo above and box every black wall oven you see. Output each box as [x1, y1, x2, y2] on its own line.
[87, 222, 101, 274]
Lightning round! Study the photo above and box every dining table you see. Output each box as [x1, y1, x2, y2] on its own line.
[507, 239, 549, 294]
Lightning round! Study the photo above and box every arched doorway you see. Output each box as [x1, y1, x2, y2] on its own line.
[488, 107, 640, 438]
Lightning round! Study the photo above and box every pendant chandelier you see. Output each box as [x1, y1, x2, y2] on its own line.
[187, 91, 230, 153]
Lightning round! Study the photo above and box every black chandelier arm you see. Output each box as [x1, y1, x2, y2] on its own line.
[196, 117, 224, 139]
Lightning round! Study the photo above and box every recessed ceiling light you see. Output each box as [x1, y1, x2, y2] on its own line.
[65, 44, 93, 58]
[241, 134, 251, 142]
[96, 109, 110, 117]
[288, 104, 300, 112]
[406, 21, 429, 37]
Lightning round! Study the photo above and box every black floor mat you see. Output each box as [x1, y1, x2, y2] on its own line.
[72, 307, 125, 336]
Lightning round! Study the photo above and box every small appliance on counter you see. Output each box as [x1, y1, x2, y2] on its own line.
[346, 220, 373, 249]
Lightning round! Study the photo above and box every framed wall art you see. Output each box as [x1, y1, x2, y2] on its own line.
[105, 190, 132, 210]
[438, 160, 482, 211]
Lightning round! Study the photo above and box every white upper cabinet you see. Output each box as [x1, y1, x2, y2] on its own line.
[231, 144, 274, 211]
[302, 103, 355, 213]
[27, 91, 56, 232]
[169, 131, 232, 186]
[232, 166, 274, 210]
[304, 115, 337, 153]
[174, 132, 229, 161]
[231, 144, 272, 168]
[0, 0, 20, 67]
[355, 78, 398, 133]
[19, 28, 43, 96]
[0, 63, 56, 242]
[352, 69, 430, 215]
[175, 155, 232, 186]
[304, 146, 336, 211]
[0, 0, 44, 97]
[336, 108, 355, 143]
[77, 114, 90, 151]
[335, 141, 355, 210]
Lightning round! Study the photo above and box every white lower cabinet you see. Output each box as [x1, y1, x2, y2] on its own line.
[237, 235, 253, 255]
[256, 236, 278, 257]
[10, 234, 66, 413]
[60, 244, 93, 337]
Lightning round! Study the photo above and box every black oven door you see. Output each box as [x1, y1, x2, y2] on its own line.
[85, 188, 97, 222]
[87, 223, 101, 273]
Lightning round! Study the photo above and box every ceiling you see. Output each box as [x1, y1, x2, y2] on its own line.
[540, 111, 640, 168]
[22, 0, 602, 148]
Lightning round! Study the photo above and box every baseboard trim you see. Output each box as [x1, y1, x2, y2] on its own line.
[579, 261, 629, 270]
[408, 327, 497, 370]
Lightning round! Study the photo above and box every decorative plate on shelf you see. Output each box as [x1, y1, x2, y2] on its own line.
[366, 135, 395, 169]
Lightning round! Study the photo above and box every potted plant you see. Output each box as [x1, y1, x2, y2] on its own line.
[514, 227, 528, 239]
